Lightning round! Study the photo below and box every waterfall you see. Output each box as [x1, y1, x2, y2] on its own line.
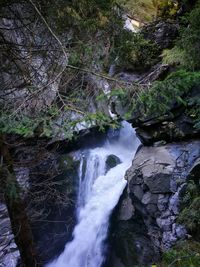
[47, 122, 140, 267]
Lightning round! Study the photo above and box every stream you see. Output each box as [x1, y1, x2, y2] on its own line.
[47, 122, 140, 267]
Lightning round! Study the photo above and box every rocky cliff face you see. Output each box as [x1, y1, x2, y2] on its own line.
[0, 204, 20, 267]
[0, 2, 66, 114]
[0, 139, 79, 266]
[110, 140, 200, 266]
[0, 2, 68, 265]
[108, 18, 200, 266]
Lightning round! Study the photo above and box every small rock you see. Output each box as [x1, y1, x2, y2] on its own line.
[172, 223, 187, 239]
[106, 154, 121, 172]
[156, 216, 175, 232]
[162, 231, 177, 250]
[169, 193, 179, 215]
[157, 194, 169, 212]
[142, 192, 158, 205]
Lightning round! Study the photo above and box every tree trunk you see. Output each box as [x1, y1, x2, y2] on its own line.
[0, 135, 41, 267]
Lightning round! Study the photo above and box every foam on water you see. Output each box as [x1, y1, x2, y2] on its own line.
[47, 122, 140, 267]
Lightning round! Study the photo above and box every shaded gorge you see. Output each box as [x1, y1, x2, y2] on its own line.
[46, 122, 140, 267]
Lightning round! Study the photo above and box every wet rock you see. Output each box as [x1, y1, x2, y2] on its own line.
[138, 64, 170, 85]
[146, 204, 159, 216]
[0, 3, 67, 114]
[127, 169, 143, 185]
[169, 192, 180, 215]
[7, 140, 82, 264]
[111, 217, 160, 267]
[106, 155, 121, 172]
[116, 72, 141, 83]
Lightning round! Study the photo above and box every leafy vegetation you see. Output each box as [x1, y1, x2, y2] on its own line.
[162, 47, 187, 67]
[41, 0, 163, 71]
[117, 0, 180, 22]
[0, 0, 170, 140]
[178, 180, 200, 238]
[159, 240, 200, 267]
[128, 70, 200, 123]
[0, 0, 123, 139]
[0, 107, 118, 138]
[118, 0, 158, 22]
[162, 0, 200, 70]
[110, 30, 160, 70]
[40, 0, 116, 32]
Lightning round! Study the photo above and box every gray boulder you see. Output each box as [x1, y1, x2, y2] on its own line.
[111, 140, 200, 266]
[106, 154, 121, 172]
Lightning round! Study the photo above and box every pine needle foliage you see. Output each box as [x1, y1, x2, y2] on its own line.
[131, 70, 200, 122]
[162, 0, 200, 70]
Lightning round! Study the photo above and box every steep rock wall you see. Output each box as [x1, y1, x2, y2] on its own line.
[0, 2, 67, 113]
[110, 140, 200, 267]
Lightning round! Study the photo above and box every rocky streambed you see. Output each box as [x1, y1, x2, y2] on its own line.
[0, 2, 200, 265]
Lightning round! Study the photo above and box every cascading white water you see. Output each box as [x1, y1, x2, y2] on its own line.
[47, 122, 140, 267]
